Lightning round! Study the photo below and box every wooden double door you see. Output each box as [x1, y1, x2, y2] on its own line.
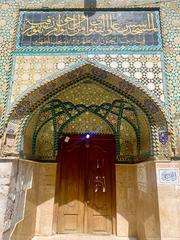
[56, 134, 116, 235]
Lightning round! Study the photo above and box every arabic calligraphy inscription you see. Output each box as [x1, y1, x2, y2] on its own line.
[158, 169, 179, 184]
[18, 11, 160, 47]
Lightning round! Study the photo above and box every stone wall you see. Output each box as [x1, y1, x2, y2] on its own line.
[116, 164, 137, 237]
[116, 162, 161, 239]
[156, 161, 180, 239]
[1, 160, 179, 240]
[11, 161, 39, 240]
[1, 160, 33, 240]
[35, 164, 57, 236]
[136, 162, 160, 239]
[11, 162, 57, 240]
[0, 160, 15, 240]
[13, 163, 140, 239]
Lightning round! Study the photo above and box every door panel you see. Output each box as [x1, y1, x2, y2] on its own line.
[86, 138, 115, 234]
[56, 135, 115, 235]
[57, 139, 85, 233]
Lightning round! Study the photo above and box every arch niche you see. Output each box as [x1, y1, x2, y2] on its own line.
[6, 63, 170, 162]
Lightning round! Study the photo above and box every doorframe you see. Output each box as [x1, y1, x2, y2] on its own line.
[53, 134, 117, 235]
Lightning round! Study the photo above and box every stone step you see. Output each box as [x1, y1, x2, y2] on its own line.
[32, 234, 136, 240]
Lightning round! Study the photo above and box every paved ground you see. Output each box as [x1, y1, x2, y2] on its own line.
[32, 234, 136, 240]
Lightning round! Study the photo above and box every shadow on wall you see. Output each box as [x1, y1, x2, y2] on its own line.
[84, 0, 97, 10]
[10, 160, 161, 240]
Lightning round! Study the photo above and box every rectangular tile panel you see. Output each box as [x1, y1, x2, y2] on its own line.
[17, 10, 161, 50]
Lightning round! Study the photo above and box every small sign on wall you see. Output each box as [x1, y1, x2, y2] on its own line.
[157, 168, 179, 184]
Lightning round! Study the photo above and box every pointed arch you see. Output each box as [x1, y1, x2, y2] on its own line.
[4, 62, 171, 159]
[8, 62, 168, 128]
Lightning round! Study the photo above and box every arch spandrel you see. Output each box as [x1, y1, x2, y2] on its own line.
[8, 62, 168, 126]
[3, 63, 171, 160]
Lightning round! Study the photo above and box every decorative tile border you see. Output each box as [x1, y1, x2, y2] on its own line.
[8, 62, 168, 127]
[9, 53, 166, 111]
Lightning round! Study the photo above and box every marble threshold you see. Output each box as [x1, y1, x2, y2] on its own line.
[32, 234, 136, 240]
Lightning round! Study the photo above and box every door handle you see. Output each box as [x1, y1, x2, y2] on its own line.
[85, 200, 90, 207]
[86, 200, 90, 204]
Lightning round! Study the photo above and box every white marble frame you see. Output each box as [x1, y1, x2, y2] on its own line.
[157, 168, 179, 184]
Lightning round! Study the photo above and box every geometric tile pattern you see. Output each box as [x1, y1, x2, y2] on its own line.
[10, 63, 167, 129]
[21, 81, 151, 162]
[160, 2, 180, 153]
[10, 53, 165, 107]
[32, 99, 142, 161]
[7, 63, 169, 160]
